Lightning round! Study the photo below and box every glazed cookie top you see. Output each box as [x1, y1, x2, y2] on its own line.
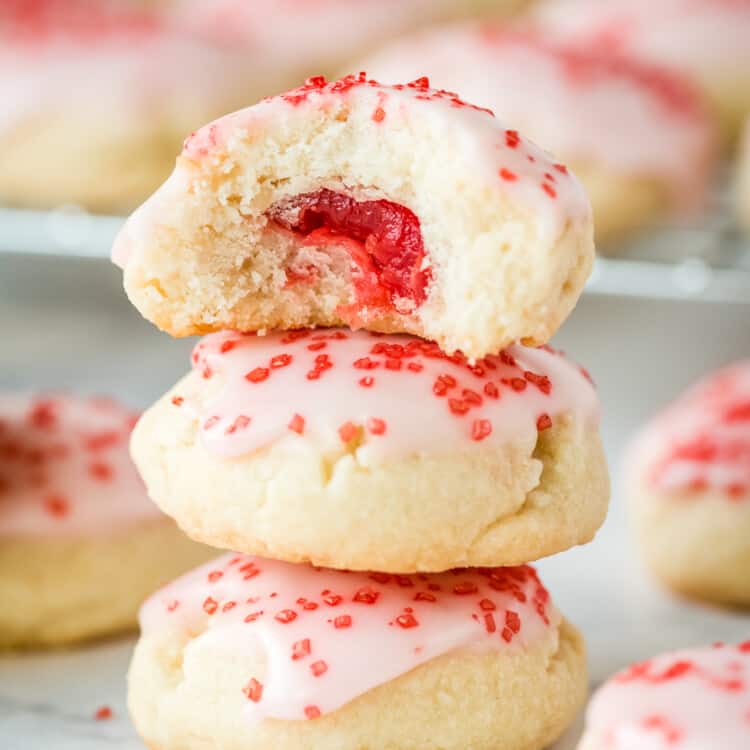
[582, 642, 750, 749]
[140, 552, 559, 721]
[174, 329, 600, 461]
[628, 361, 750, 500]
[0, 393, 159, 537]
[362, 26, 716, 207]
[113, 73, 591, 269]
[532, 0, 750, 80]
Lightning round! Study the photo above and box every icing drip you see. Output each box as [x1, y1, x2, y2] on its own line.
[178, 329, 599, 462]
[140, 553, 558, 721]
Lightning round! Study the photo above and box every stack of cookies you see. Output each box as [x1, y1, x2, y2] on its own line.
[113, 74, 610, 750]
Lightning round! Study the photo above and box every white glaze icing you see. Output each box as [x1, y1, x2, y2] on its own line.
[176, 329, 599, 463]
[582, 642, 750, 749]
[140, 552, 558, 721]
[627, 361, 750, 499]
[0, 393, 160, 537]
[533, 0, 750, 84]
[361, 25, 717, 209]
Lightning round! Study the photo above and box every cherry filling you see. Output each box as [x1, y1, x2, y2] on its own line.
[268, 189, 430, 314]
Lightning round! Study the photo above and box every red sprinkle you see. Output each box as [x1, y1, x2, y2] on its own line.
[537, 413, 553, 431]
[94, 706, 112, 721]
[288, 414, 305, 434]
[304, 705, 321, 720]
[245, 367, 270, 383]
[310, 660, 328, 677]
[396, 612, 419, 629]
[499, 167, 518, 181]
[471, 419, 492, 441]
[338, 422, 359, 443]
[353, 586, 380, 604]
[171, 396, 184, 406]
[243, 678, 263, 703]
[275, 609, 298, 624]
[333, 615, 352, 629]
[367, 418, 387, 435]
[270, 353, 293, 368]
[203, 597, 218, 615]
[292, 639, 311, 660]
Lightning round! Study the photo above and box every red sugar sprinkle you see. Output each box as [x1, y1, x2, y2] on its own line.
[354, 357, 380, 370]
[292, 639, 311, 660]
[542, 183, 557, 199]
[484, 613, 497, 633]
[338, 422, 359, 443]
[167, 600, 179, 612]
[43, 493, 69, 518]
[499, 167, 518, 181]
[453, 582, 478, 596]
[207, 570, 223, 583]
[367, 418, 387, 435]
[501, 628, 514, 643]
[407, 362, 423, 372]
[372, 107, 386, 122]
[288, 414, 305, 434]
[94, 706, 112, 721]
[472, 419, 493, 442]
[204, 416, 220, 430]
[244, 611, 264, 623]
[225, 415, 251, 434]
[505, 610, 521, 634]
[370, 573, 391, 584]
[310, 660, 328, 677]
[484, 382, 500, 399]
[479, 599, 496, 611]
[304, 705, 321, 720]
[307, 342, 327, 351]
[537, 413, 553, 431]
[414, 592, 437, 602]
[171, 396, 184, 407]
[353, 586, 380, 604]
[554, 163, 568, 174]
[449, 399, 470, 416]
[88, 461, 113, 481]
[359, 376, 375, 388]
[222, 602, 236, 612]
[509, 378, 527, 392]
[396, 612, 419, 629]
[245, 367, 270, 383]
[385, 359, 402, 371]
[505, 129, 520, 148]
[525, 371, 552, 394]
[275, 609, 298, 624]
[270, 353, 293, 368]
[333, 615, 352, 629]
[203, 597, 218, 615]
[323, 593, 343, 606]
[220, 340, 236, 354]
[243, 678, 263, 703]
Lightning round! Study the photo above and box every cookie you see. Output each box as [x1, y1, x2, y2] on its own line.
[0, 393, 213, 648]
[129, 553, 587, 750]
[532, 0, 750, 145]
[112, 73, 594, 359]
[578, 641, 750, 749]
[626, 361, 750, 606]
[0, 1, 255, 212]
[359, 25, 718, 246]
[130, 329, 609, 573]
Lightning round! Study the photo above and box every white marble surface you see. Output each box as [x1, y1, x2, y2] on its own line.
[1, 254, 749, 748]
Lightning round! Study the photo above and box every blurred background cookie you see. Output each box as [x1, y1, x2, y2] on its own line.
[0, 392, 212, 649]
[626, 361, 750, 607]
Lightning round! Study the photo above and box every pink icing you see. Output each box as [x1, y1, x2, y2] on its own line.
[362, 26, 717, 211]
[0, 393, 161, 537]
[582, 642, 750, 749]
[533, 0, 750, 85]
[111, 73, 590, 269]
[140, 552, 558, 721]
[178, 329, 599, 461]
[628, 361, 750, 500]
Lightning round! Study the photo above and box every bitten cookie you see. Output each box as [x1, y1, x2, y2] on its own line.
[360, 25, 718, 246]
[0, 393, 213, 649]
[131, 329, 609, 573]
[129, 553, 587, 750]
[578, 641, 750, 749]
[0, 1, 255, 212]
[532, 0, 750, 145]
[626, 361, 750, 606]
[112, 73, 594, 359]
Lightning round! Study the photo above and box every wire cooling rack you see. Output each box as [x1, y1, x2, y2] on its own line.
[1, 202, 749, 304]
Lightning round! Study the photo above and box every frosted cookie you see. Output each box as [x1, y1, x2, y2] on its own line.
[532, 0, 750, 145]
[578, 641, 750, 749]
[131, 329, 608, 572]
[129, 553, 587, 750]
[0, 1, 255, 212]
[626, 361, 750, 606]
[360, 25, 718, 245]
[112, 73, 594, 359]
[737, 117, 750, 232]
[0, 393, 212, 649]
